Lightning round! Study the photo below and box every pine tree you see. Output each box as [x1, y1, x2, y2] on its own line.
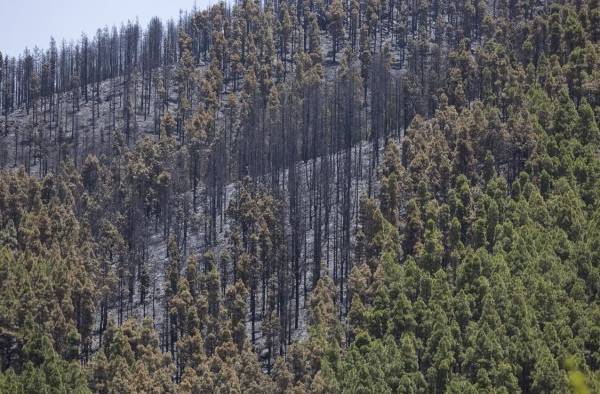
[404, 199, 424, 257]
[379, 140, 406, 226]
[577, 97, 599, 144]
[327, 0, 346, 63]
[175, 31, 195, 143]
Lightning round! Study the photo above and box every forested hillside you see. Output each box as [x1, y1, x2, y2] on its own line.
[0, 0, 599, 392]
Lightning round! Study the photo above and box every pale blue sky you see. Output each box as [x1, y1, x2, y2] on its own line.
[0, 0, 208, 57]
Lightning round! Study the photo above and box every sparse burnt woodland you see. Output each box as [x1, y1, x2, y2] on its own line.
[0, 0, 600, 392]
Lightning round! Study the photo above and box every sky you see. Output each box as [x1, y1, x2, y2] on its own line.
[0, 0, 207, 57]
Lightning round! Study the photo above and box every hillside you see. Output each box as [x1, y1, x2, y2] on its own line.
[1, 0, 600, 392]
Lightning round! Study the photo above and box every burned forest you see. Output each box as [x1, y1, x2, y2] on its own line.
[1, 0, 600, 392]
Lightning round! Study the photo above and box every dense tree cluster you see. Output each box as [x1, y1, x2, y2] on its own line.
[1, 0, 600, 392]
